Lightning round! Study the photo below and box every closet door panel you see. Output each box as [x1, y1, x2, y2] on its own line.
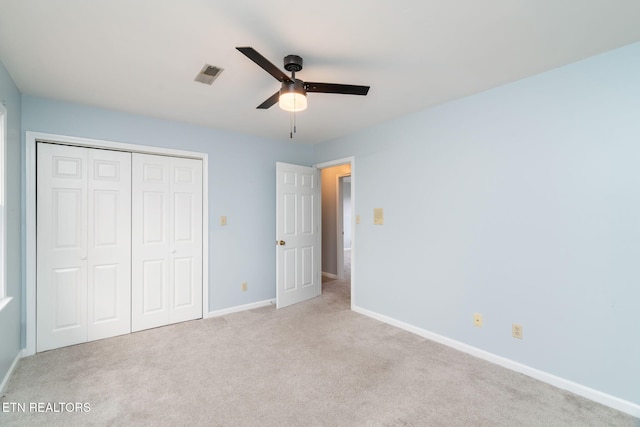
[169, 157, 203, 323]
[87, 150, 132, 341]
[37, 144, 89, 352]
[132, 154, 203, 331]
[132, 154, 171, 331]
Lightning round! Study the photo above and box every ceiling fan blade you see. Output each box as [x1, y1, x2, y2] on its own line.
[305, 82, 370, 96]
[236, 47, 293, 83]
[257, 91, 280, 109]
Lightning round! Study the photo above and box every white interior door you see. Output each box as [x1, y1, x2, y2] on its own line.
[169, 156, 203, 324]
[37, 144, 88, 351]
[132, 154, 170, 331]
[132, 154, 203, 331]
[87, 149, 132, 341]
[37, 143, 131, 351]
[276, 162, 321, 308]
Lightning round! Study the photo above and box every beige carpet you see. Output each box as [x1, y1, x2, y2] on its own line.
[1, 277, 637, 426]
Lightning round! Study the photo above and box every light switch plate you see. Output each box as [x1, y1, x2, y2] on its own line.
[356, 215, 361, 224]
[220, 215, 227, 226]
[373, 208, 384, 225]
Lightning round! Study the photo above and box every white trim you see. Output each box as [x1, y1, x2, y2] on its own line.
[30, 132, 205, 159]
[314, 157, 354, 169]
[314, 156, 356, 310]
[352, 305, 640, 418]
[208, 299, 274, 317]
[0, 349, 23, 395]
[25, 133, 36, 355]
[322, 272, 338, 280]
[0, 103, 6, 305]
[25, 131, 210, 356]
[200, 151, 210, 321]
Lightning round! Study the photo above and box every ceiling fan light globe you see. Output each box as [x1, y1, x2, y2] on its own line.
[279, 92, 307, 112]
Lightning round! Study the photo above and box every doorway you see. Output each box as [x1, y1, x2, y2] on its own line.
[317, 158, 354, 307]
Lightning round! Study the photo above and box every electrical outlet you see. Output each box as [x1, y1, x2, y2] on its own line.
[373, 208, 384, 225]
[241, 282, 247, 292]
[473, 313, 483, 327]
[512, 324, 523, 339]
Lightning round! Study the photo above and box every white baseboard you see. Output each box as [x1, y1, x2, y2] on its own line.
[352, 305, 640, 418]
[0, 349, 24, 395]
[322, 272, 338, 280]
[208, 299, 274, 317]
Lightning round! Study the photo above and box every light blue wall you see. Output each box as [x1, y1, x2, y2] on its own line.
[0, 61, 22, 384]
[315, 42, 640, 405]
[21, 95, 314, 315]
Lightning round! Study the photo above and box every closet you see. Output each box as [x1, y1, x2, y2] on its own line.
[36, 143, 203, 352]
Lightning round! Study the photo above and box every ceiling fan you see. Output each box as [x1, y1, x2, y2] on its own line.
[236, 46, 370, 113]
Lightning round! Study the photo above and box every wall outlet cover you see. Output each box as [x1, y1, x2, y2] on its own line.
[512, 323, 523, 339]
[373, 208, 384, 225]
[473, 313, 483, 327]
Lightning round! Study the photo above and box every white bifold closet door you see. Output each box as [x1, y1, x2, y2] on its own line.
[131, 153, 203, 332]
[37, 143, 132, 352]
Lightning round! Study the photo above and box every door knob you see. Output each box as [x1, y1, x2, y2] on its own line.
[278, 240, 286, 246]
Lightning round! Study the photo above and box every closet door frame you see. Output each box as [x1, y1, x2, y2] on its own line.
[25, 131, 209, 356]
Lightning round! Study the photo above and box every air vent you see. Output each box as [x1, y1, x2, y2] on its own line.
[194, 64, 223, 85]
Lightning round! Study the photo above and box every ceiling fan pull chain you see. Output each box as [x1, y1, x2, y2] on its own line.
[289, 100, 298, 139]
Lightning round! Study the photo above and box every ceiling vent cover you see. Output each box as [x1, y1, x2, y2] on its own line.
[195, 64, 223, 85]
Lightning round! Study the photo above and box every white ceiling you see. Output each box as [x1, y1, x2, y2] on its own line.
[1, 1, 640, 145]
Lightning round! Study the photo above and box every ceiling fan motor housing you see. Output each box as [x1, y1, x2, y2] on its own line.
[280, 78, 306, 96]
[284, 55, 303, 72]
